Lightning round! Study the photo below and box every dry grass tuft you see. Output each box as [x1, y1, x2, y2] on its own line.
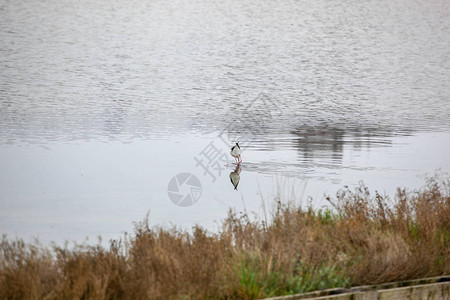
[1, 174, 449, 299]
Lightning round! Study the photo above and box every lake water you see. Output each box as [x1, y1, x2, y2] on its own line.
[1, 0, 449, 244]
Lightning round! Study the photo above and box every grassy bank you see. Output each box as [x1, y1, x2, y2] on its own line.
[1, 175, 449, 299]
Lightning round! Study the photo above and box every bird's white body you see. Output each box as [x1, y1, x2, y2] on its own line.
[230, 143, 242, 163]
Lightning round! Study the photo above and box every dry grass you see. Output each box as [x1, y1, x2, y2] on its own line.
[1, 174, 449, 299]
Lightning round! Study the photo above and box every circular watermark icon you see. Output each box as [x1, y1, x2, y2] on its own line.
[167, 173, 202, 207]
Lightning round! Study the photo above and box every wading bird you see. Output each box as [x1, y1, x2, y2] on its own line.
[230, 142, 242, 164]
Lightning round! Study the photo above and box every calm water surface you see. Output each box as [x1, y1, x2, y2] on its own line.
[1, 0, 450, 244]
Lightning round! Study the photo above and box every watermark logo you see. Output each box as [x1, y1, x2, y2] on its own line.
[167, 92, 284, 206]
[167, 173, 202, 207]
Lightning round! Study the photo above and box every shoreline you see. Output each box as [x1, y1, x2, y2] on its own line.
[1, 174, 449, 299]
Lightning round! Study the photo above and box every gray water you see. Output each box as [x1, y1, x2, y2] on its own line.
[1, 0, 450, 244]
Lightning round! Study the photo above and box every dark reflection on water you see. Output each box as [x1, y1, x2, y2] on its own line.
[290, 126, 406, 162]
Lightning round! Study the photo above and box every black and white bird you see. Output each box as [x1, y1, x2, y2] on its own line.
[230, 142, 242, 164]
[229, 164, 242, 190]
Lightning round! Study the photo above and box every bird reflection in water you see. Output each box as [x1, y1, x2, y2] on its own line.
[229, 164, 242, 190]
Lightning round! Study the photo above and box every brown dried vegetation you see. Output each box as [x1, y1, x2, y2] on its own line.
[1, 175, 449, 299]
